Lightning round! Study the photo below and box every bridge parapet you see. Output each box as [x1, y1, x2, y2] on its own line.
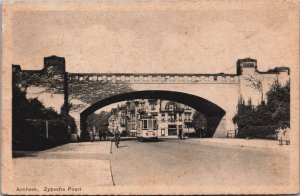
[68, 73, 240, 84]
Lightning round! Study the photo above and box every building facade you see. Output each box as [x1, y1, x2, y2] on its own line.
[107, 99, 196, 137]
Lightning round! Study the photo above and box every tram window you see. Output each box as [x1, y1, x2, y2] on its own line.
[148, 120, 152, 129]
[143, 120, 148, 130]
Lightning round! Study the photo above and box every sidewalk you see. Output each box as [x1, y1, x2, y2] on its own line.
[11, 141, 114, 194]
[198, 138, 291, 151]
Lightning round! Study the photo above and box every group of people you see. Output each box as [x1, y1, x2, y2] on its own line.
[89, 129, 108, 142]
[89, 128, 121, 148]
[277, 127, 290, 145]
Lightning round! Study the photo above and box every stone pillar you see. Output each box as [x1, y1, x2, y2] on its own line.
[206, 115, 227, 138]
[212, 115, 227, 138]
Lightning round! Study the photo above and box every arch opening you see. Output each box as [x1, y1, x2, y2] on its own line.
[80, 90, 226, 139]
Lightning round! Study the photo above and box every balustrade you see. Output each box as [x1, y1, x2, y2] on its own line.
[68, 74, 239, 84]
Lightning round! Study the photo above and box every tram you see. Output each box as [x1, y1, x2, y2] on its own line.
[136, 118, 158, 141]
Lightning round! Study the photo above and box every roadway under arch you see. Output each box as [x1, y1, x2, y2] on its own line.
[80, 90, 226, 139]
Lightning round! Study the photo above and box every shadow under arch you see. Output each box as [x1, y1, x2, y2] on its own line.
[80, 90, 226, 139]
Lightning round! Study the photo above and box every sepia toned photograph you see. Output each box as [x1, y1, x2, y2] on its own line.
[1, 0, 299, 195]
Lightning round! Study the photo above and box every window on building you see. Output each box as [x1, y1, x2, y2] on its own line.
[188, 114, 191, 121]
[162, 113, 165, 121]
[137, 121, 140, 129]
[166, 102, 177, 111]
[179, 114, 182, 121]
[153, 120, 158, 130]
[185, 114, 191, 121]
[171, 115, 174, 122]
[151, 104, 155, 110]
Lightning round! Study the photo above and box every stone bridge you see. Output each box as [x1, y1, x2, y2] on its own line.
[12, 56, 289, 139]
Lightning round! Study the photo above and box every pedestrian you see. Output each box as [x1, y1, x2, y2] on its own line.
[99, 129, 103, 141]
[103, 130, 107, 141]
[89, 130, 94, 142]
[178, 129, 182, 139]
[283, 126, 290, 145]
[92, 127, 96, 141]
[114, 127, 121, 148]
[277, 128, 284, 145]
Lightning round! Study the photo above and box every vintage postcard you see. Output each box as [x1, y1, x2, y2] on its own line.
[1, 0, 299, 195]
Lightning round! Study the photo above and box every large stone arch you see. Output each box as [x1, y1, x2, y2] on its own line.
[80, 90, 226, 138]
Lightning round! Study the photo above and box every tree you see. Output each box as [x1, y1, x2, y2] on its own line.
[232, 100, 254, 130]
[86, 111, 110, 132]
[192, 111, 207, 137]
[266, 79, 290, 128]
[12, 82, 77, 150]
[243, 75, 264, 102]
[232, 79, 290, 139]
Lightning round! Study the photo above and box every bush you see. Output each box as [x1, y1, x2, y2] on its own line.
[237, 125, 278, 139]
[49, 119, 69, 143]
[13, 116, 76, 151]
[12, 75, 78, 151]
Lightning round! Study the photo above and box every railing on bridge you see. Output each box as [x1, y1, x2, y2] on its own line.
[227, 130, 237, 138]
[68, 73, 240, 84]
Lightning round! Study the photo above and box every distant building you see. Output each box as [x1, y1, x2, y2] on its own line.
[158, 100, 194, 136]
[107, 99, 196, 137]
[107, 106, 127, 135]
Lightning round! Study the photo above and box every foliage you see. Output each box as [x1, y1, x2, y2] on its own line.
[192, 111, 207, 137]
[12, 83, 77, 151]
[233, 79, 290, 139]
[266, 79, 290, 128]
[86, 111, 111, 132]
[237, 125, 278, 139]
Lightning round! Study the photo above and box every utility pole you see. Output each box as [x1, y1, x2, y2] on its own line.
[46, 120, 49, 139]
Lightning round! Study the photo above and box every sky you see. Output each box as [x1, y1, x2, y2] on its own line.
[10, 1, 298, 74]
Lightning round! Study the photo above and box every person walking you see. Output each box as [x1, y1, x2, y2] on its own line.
[178, 128, 183, 139]
[103, 130, 107, 141]
[114, 127, 121, 148]
[99, 129, 103, 141]
[89, 130, 95, 142]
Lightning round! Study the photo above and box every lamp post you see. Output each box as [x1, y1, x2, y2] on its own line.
[46, 120, 49, 139]
[25, 119, 49, 139]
